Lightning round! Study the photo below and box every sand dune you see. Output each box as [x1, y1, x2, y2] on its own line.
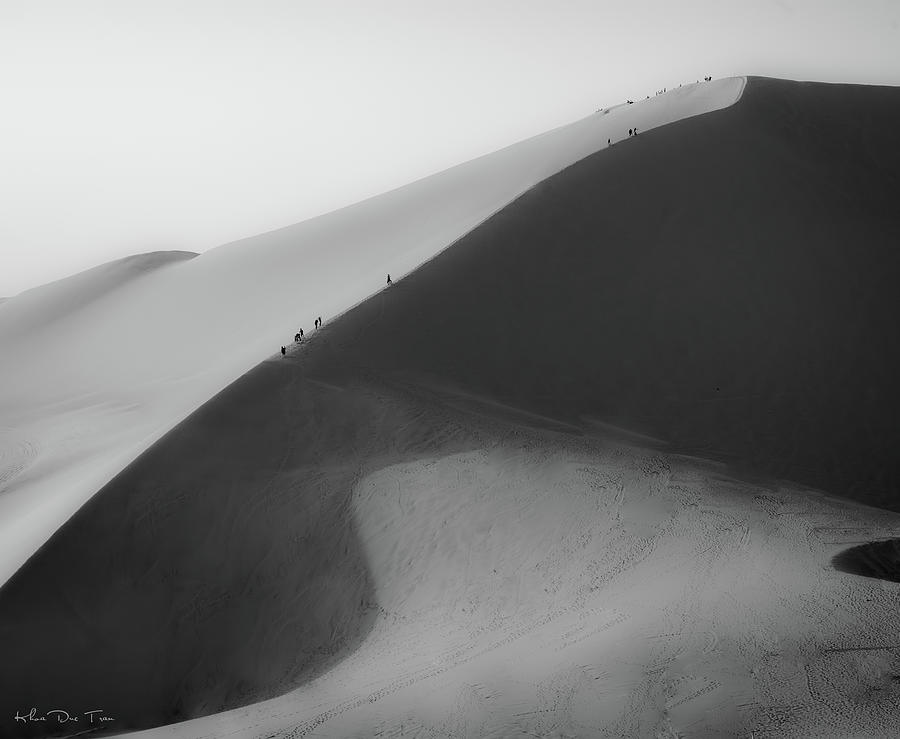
[2, 76, 900, 737]
[303, 76, 900, 509]
[0, 79, 743, 588]
[0, 251, 197, 343]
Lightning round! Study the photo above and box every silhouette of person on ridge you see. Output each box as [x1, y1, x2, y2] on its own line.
[281, 346, 286, 356]
[386, 274, 392, 286]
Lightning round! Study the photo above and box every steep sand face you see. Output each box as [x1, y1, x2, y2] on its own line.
[0, 363, 391, 733]
[304, 77, 900, 509]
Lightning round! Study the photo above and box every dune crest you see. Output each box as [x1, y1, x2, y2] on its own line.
[0, 78, 744, 587]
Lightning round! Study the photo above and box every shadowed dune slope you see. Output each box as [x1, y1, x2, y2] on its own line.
[305, 76, 900, 508]
[0, 358, 475, 735]
[833, 539, 900, 583]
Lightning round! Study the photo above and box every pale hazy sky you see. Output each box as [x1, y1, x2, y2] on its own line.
[1, 0, 898, 296]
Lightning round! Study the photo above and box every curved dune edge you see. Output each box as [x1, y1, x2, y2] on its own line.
[4, 75, 900, 738]
[0, 364, 396, 734]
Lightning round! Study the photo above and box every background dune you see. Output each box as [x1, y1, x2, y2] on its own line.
[2, 76, 900, 737]
[0, 251, 197, 343]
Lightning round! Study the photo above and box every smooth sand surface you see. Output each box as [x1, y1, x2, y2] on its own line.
[2, 76, 900, 737]
[0, 79, 744, 588]
[0, 251, 198, 342]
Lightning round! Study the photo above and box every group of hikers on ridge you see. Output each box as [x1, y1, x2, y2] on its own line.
[608, 73, 716, 147]
[280, 274, 394, 356]
[279, 76, 720, 353]
[608, 126, 639, 147]
[281, 315, 322, 356]
[612, 76, 713, 146]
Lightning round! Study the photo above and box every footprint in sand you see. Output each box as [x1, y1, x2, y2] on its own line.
[0, 429, 39, 495]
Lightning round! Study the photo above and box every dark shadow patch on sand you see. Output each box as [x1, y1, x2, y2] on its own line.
[0, 353, 474, 737]
[832, 540, 900, 583]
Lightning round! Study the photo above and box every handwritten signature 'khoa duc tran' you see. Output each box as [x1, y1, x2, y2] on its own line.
[14, 707, 115, 725]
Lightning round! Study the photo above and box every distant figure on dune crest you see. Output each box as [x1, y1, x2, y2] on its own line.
[634, 127, 638, 135]
[387, 274, 392, 286]
[299, 328, 304, 338]
[318, 315, 322, 326]
[314, 318, 318, 329]
[281, 346, 286, 356]
[629, 128, 633, 136]
[294, 332, 302, 342]
[608, 138, 611, 145]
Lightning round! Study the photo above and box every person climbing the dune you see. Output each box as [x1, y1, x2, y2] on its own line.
[281, 346, 286, 356]
[318, 315, 322, 327]
[314, 318, 319, 329]
[387, 274, 392, 286]
[299, 328, 304, 338]
[294, 332, 301, 342]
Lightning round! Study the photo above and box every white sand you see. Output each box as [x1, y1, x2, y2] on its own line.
[0, 78, 744, 586]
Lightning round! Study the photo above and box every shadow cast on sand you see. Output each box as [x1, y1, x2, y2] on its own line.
[832, 540, 900, 583]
